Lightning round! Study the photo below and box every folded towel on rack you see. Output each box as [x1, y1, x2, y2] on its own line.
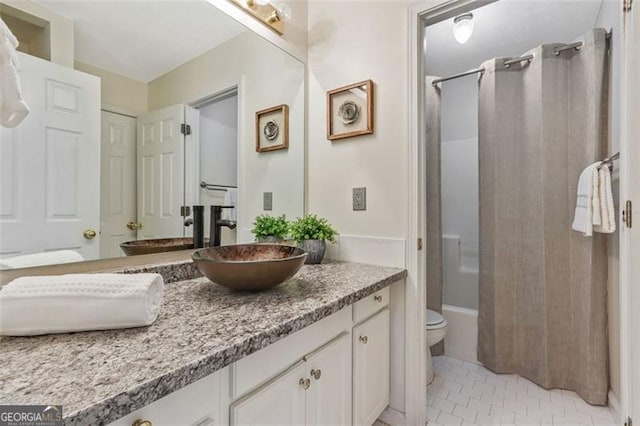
[0, 17, 30, 128]
[224, 188, 238, 222]
[594, 166, 616, 234]
[572, 162, 601, 236]
[0, 250, 84, 270]
[0, 273, 164, 336]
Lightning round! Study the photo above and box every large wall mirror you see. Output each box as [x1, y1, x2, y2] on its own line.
[0, 0, 305, 269]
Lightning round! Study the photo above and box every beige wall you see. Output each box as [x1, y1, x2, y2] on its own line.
[307, 1, 408, 239]
[74, 61, 148, 115]
[148, 31, 305, 240]
[0, 0, 73, 67]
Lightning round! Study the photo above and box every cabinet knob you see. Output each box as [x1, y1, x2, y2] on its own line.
[374, 295, 383, 302]
[310, 369, 322, 380]
[359, 335, 368, 344]
[127, 221, 143, 230]
[299, 378, 311, 390]
[132, 420, 152, 426]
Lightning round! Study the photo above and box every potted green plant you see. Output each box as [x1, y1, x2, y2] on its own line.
[251, 214, 289, 242]
[289, 214, 338, 264]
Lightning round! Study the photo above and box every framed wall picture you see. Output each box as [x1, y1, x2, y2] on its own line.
[327, 79, 374, 141]
[256, 104, 289, 152]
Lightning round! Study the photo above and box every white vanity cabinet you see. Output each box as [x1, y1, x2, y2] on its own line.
[108, 368, 227, 426]
[353, 308, 390, 426]
[230, 332, 352, 426]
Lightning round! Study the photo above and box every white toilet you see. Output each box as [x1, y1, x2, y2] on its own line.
[426, 309, 448, 384]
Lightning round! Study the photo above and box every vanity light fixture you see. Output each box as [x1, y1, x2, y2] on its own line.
[232, 0, 291, 34]
[453, 13, 474, 44]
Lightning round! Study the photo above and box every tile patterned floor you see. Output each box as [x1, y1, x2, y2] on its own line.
[427, 356, 617, 426]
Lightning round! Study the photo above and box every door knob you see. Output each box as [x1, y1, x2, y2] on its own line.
[83, 229, 97, 239]
[127, 222, 143, 230]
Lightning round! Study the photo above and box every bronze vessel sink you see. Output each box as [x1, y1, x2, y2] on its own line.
[192, 244, 307, 291]
[120, 237, 194, 256]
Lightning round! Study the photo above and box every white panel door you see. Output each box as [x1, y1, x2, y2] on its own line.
[0, 52, 100, 261]
[136, 105, 185, 239]
[230, 360, 306, 425]
[622, 3, 640, 424]
[353, 309, 390, 426]
[305, 332, 352, 426]
[100, 111, 137, 258]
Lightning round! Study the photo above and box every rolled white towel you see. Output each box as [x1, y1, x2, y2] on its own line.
[0, 250, 84, 270]
[0, 273, 164, 336]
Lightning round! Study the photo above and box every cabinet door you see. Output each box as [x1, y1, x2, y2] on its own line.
[230, 360, 306, 425]
[305, 332, 352, 426]
[353, 308, 390, 426]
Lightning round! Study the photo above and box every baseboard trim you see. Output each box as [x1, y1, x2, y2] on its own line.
[378, 406, 407, 425]
[608, 390, 622, 425]
[325, 234, 406, 268]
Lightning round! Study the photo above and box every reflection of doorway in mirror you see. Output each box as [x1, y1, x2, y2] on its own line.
[195, 90, 239, 246]
[100, 110, 137, 258]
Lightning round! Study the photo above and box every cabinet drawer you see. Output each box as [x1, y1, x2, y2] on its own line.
[353, 287, 389, 324]
[108, 369, 224, 426]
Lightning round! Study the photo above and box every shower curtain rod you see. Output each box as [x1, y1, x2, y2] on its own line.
[432, 32, 612, 87]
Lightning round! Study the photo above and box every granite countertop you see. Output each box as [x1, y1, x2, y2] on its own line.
[0, 261, 406, 425]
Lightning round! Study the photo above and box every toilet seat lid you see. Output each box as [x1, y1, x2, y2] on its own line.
[426, 309, 445, 326]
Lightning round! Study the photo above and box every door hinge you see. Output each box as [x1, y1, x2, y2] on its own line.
[180, 206, 191, 217]
[623, 200, 632, 228]
[180, 123, 192, 135]
[624, 0, 632, 12]
[417, 238, 423, 251]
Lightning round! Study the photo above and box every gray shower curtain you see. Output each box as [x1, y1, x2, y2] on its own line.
[426, 77, 444, 356]
[477, 29, 609, 405]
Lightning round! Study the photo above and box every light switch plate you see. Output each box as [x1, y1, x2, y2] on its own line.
[263, 192, 273, 211]
[353, 187, 366, 211]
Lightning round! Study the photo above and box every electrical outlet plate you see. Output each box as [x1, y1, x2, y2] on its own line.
[353, 187, 366, 211]
[263, 192, 273, 211]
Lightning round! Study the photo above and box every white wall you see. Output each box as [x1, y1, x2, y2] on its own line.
[595, 0, 622, 405]
[307, 1, 408, 239]
[148, 31, 305, 241]
[74, 61, 148, 114]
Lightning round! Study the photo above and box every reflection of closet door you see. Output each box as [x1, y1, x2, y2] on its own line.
[136, 105, 185, 239]
[100, 111, 137, 258]
[0, 53, 100, 260]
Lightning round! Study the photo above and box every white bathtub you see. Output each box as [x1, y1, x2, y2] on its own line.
[442, 304, 478, 363]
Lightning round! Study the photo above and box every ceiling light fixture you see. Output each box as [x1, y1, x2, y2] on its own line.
[453, 13, 474, 44]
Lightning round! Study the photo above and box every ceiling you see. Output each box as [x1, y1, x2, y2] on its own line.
[425, 0, 605, 77]
[35, 0, 247, 82]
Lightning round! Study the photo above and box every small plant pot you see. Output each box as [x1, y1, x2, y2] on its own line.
[256, 236, 284, 243]
[298, 239, 326, 264]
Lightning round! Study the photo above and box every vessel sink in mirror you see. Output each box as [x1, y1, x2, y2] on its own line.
[0, 0, 305, 269]
[192, 244, 307, 291]
[120, 238, 196, 257]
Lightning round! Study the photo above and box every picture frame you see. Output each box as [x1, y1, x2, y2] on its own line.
[256, 104, 289, 152]
[326, 79, 374, 141]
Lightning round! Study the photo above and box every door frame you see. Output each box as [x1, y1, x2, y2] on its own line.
[619, 2, 639, 423]
[185, 83, 243, 237]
